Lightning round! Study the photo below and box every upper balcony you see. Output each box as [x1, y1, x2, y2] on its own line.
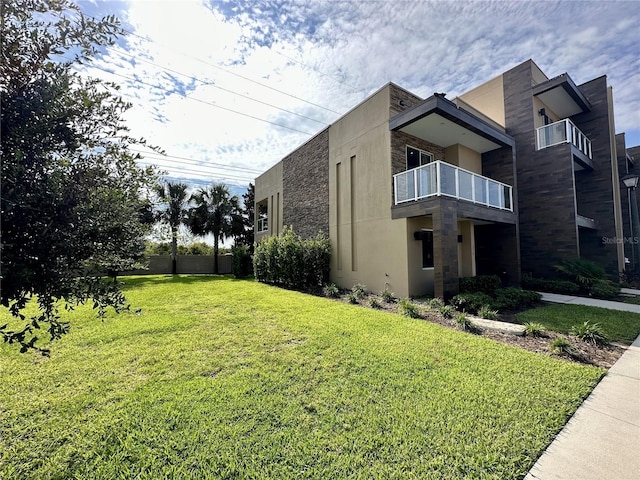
[536, 119, 593, 170]
[394, 161, 513, 211]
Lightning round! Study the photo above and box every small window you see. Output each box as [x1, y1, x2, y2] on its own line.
[407, 146, 434, 170]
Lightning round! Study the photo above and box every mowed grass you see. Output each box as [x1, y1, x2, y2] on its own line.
[0, 276, 604, 479]
[517, 304, 640, 344]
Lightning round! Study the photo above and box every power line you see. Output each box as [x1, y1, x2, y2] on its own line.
[130, 148, 264, 174]
[70, 57, 317, 136]
[108, 46, 330, 127]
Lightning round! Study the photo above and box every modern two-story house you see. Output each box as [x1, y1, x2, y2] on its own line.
[255, 59, 631, 299]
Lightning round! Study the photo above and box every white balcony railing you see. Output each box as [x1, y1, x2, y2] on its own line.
[536, 119, 592, 159]
[257, 216, 268, 233]
[393, 161, 513, 211]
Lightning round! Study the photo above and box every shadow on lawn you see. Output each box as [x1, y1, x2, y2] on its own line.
[118, 274, 252, 289]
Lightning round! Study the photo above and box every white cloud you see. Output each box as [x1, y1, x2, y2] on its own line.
[76, 0, 640, 191]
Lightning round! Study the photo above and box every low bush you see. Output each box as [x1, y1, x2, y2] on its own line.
[589, 279, 620, 300]
[555, 258, 620, 299]
[231, 245, 253, 278]
[523, 322, 546, 338]
[398, 298, 421, 318]
[455, 313, 474, 332]
[478, 305, 498, 320]
[427, 297, 445, 309]
[493, 288, 541, 311]
[351, 283, 367, 300]
[450, 293, 493, 314]
[571, 321, 608, 346]
[381, 289, 396, 303]
[459, 275, 501, 295]
[549, 337, 575, 356]
[254, 227, 331, 290]
[438, 305, 454, 319]
[347, 292, 359, 304]
[521, 276, 581, 295]
[323, 283, 340, 298]
[369, 298, 382, 309]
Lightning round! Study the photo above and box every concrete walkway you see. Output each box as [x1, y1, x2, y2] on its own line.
[538, 291, 640, 313]
[525, 293, 640, 480]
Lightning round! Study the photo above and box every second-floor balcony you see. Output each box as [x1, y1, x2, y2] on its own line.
[394, 161, 513, 211]
[536, 119, 592, 160]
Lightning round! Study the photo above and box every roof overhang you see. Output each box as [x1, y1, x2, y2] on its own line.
[532, 73, 591, 118]
[389, 95, 515, 153]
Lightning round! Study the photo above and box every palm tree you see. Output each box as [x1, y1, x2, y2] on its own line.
[188, 182, 239, 274]
[154, 181, 189, 275]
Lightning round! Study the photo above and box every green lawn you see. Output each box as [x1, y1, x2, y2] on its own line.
[1, 276, 604, 479]
[517, 304, 640, 344]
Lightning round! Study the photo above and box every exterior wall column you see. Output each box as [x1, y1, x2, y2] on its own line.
[432, 204, 459, 299]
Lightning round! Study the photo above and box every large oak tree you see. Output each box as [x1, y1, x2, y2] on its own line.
[1, 0, 158, 354]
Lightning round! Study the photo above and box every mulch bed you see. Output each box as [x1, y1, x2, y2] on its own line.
[327, 291, 627, 369]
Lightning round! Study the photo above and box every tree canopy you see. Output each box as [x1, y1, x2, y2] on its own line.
[1, 0, 158, 354]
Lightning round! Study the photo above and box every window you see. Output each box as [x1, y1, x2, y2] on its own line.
[414, 230, 434, 269]
[407, 146, 434, 170]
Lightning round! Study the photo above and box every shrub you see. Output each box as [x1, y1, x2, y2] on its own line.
[549, 337, 575, 356]
[478, 305, 498, 320]
[459, 275, 501, 295]
[351, 283, 367, 300]
[493, 288, 541, 311]
[254, 227, 331, 290]
[455, 313, 474, 331]
[571, 321, 608, 346]
[450, 293, 493, 314]
[381, 289, 396, 303]
[438, 305, 454, 319]
[523, 322, 546, 337]
[323, 283, 340, 298]
[231, 245, 253, 278]
[369, 298, 382, 309]
[521, 276, 580, 295]
[589, 279, 620, 300]
[347, 292, 359, 304]
[398, 298, 421, 318]
[428, 297, 445, 309]
[555, 258, 609, 288]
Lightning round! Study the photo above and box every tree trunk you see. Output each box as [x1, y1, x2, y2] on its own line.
[213, 235, 219, 274]
[171, 226, 178, 275]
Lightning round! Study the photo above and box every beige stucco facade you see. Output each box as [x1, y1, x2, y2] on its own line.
[254, 161, 283, 243]
[456, 75, 506, 128]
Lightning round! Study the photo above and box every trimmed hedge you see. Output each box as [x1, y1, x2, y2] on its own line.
[521, 276, 581, 295]
[459, 275, 501, 295]
[450, 293, 493, 315]
[451, 288, 541, 313]
[232, 245, 253, 278]
[254, 227, 331, 290]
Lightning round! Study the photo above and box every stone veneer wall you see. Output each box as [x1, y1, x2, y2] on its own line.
[504, 61, 580, 278]
[572, 77, 621, 275]
[389, 84, 423, 117]
[282, 127, 330, 240]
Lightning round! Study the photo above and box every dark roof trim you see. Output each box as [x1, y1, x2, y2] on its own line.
[389, 95, 515, 149]
[532, 73, 592, 112]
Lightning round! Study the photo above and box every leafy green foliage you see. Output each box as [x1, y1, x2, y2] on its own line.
[517, 304, 640, 344]
[154, 181, 189, 274]
[459, 275, 501, 295]
[253, 227, 331, 290]
[351, 283, 367, 300]
[555, 258, 620, 299]
[478, 305, 499, 320]
[347, 292, 359, 304]
[438, 305, 455, 319]
[381, 289, 396, 303]
[493, 288, 541, 311]
[188, 183, 240, 274]
[571, 321, 608, 346]
[450, 293, 493, 314]
[368, 298, 382, 309]
[427, 297, 445, 309]
[455, 313, 475, 332]
[0, 276, 604, 479]
[549, 338, 575, 356]
[398, 298, 421, 318]
[1, 0, 159, 354]
[323, 283, 340, 298]
[231, 245, 253, 278]
[523, 322, 546, 338]
[145, 241, 213, 256]
[521, 276, 581, 295]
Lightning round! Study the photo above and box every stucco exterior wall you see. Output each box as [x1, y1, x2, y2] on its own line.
[255, 160, 283, 242]
[329, 84, 411, 296]
[457, 74, 506, 127]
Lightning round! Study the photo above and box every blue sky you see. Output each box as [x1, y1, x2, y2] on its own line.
[77, 0, 640, 192]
